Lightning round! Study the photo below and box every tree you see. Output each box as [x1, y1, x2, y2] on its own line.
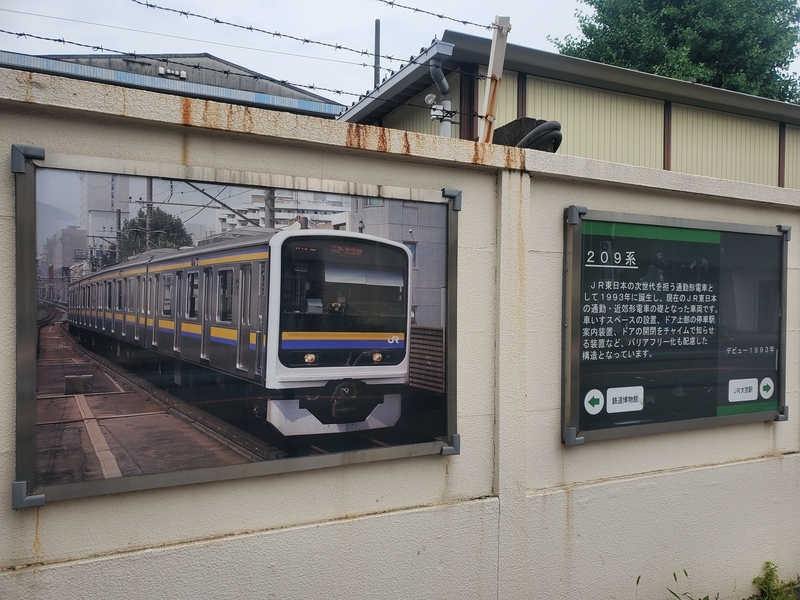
[119, 207, 193, 260]
[551, 0, 800, 102]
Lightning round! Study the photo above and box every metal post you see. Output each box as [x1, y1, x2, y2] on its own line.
[116, 208, 121, 264]
[478, 16, 511, 144]
[145, 177, 153, 249]
[374, 19, 381, 89]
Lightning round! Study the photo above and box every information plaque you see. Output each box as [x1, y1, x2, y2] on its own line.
[562, 207, 789, 445]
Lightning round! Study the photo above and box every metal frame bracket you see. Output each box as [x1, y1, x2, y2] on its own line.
[11, 145, 45, 174]
[775, 405, 789, 422]
[440, 433, 461, 456]
[778, 225, 792, 241]
[563, 427, 585, 447]
[441, 188, 462, 211]
[12, 481, 45, 510]
[566, 205, 587, 225]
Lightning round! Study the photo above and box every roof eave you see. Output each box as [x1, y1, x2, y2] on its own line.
[337, 40, 454, 123]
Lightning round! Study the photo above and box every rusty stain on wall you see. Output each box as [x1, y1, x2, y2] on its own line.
[180, 97, 192, 127]
[472, 142, 486, 165]
[17, 71, 41, 104]
[377, 128, 388, 153]
[243, 107, 254, 133]
[345, 123, 366, 149]
[402, 132, 411, 155]
[201, 100, 216, 129]
[181, 133, 189, 166]
[31, 509, 41, 558]
[504, 147, 526, 172]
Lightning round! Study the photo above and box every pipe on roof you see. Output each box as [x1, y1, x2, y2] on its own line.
[430, 58, 452, 138]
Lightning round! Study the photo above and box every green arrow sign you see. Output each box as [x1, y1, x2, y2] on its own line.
[763, 383, 771, 393]
[588, 396, 600, 408]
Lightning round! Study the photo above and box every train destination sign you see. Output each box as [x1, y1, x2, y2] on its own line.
[562, 207, 789, 445]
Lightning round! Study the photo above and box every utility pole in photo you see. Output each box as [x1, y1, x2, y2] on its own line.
[145, 177, 153, 249]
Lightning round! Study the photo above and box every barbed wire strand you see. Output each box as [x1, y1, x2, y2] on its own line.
[130, 0, 400, 65]
[127, 0, 494, 74]
[374, 0, 493, 30]
[0, 7, 394, 73]
[0, 28, 486, 120]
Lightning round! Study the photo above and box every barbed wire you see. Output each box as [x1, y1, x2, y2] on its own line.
[0, 7, 394, 73]
[0, 29, 361, 95]
[130, 0, 408, 66]
[374, 0, 492, 30]
[0, 28, 487, 120]
[127, 0, 500, 76]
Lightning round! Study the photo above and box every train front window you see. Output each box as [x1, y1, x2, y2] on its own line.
[279, 237, 408, 367]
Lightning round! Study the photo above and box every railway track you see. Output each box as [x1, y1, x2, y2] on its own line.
[35, 309, 280, 486]
[38, 306, 440, 479]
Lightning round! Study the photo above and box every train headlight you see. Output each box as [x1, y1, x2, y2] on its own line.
[372, 352, 383, 363]
[304, 353, 317, 364]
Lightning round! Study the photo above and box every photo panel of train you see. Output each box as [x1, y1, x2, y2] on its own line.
[36, 169, 450, 485]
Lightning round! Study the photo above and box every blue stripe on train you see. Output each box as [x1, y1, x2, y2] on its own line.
[281, 340, 405, 350]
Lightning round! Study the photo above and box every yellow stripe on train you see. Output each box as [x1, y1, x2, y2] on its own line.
[197, 251, 269, 266]
[209, 326, 237, 341]
[182, 322, 202, 335]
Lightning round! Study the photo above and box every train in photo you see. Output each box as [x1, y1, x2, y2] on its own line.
[67, 229, 412, 436]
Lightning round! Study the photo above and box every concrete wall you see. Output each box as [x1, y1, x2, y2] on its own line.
[2, 67, 800, 599]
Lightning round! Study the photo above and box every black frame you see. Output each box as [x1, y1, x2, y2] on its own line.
[562, 206, 789, 446]
[12, 145, 461, 507]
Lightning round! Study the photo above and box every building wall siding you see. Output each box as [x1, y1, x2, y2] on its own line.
[671, 104, 779, 185]
[477, 68, 519, 134]
[524, 77, 663, 168]
[382, 73, 461, 138]
[785, 124, 800, 190]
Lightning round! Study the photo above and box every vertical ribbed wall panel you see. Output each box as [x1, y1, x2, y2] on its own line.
[381, 74, 461, 138]
[524, 77, 663, 168]
[477, 69, 519, 131]
[671, 104, 779, 186]
[784, 125, 800, 190]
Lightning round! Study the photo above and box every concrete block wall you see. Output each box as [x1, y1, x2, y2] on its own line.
[1, 67, 799, 599]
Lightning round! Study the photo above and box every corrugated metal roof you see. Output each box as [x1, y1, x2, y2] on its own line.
[1, 51, 343, 118]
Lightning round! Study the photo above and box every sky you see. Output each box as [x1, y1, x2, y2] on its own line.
[0, 0, 588, 103]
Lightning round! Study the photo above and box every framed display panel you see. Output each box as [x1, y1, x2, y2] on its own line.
[562, 206, 789, 446]
[12, 145, 460, 508]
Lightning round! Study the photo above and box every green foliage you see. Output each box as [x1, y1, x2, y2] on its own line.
[752, 562, 796, 600]
[120, 207, 193, 260]
[551, 0, 800, 102]
[666, 569, 717, 600]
